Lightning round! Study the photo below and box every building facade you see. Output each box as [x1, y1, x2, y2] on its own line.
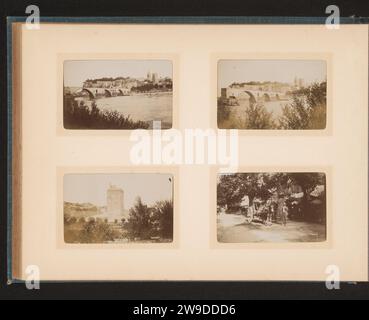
[106, 185, 125, 222]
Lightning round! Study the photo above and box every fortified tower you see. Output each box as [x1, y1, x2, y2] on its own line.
[106, 184, 125, 222]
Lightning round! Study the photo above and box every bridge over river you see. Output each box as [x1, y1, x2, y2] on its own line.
[221, 87, 291, 103]
[77, 87, 131, 99]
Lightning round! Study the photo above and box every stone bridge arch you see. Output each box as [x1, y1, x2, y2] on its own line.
[263, 93, 271, 102]
[243, 91, 256, 104]
[118, 88, 130, 96]
[81, 88, 95, 99]
[105, 89, 112, 97]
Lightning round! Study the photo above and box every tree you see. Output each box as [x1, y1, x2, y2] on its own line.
[217, 172, 326, 213]
[79, 219, 118, 243]
[217, 173, 269, 211]
[217, 97, 231, 125]
[151, 200, 174, 239]
[126, 197, 152, 240]
[279, 81, 327, 129]
[288, 172, 325, 194]
[63, 96, 150, 129]
[244, 103, 276, 129]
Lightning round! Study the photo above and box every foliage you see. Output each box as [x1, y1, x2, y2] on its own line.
[64, 197, 174, 243]
[217, 98, 231, 126]
[218, 81, 326, 130]
[79, 219, 119, 243]
[125, 197, 153, 240]
[218, 99, 276, 129]
[151, 200, 174, 239]
[217, 173, 272, 210]
[279, 82, 327, 129]
[244, 103, 276, 129]
[131, 82, 172, 92]
[217, 172, 326, 222]
[125, 198, 174, 241]
[64, 95, 150, 129]
[64, 217, 120, 244]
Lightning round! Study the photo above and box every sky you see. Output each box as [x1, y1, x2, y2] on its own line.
[64, 173, 173, 209]
[64, 60, 173, 87]
[218, 60, 327, 89]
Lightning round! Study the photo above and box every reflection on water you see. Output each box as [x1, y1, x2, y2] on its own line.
[263, 100, 292, 120]
[85, 93, 173, 128]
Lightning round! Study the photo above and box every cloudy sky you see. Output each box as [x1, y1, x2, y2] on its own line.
[64, 173, 173, 209]
[218, 59, 327, 89]
[64, 60, 173, 87]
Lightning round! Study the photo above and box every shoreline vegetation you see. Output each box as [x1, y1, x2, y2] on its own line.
[218, 81, 327, 130]
[64, 87, 173, 129]
[64, 94, 150, 129]
[64, 198, 174, 244]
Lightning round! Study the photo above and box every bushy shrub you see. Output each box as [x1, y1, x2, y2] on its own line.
[125, 197, 153, 240]
[151, 200, 174, 239]
[279, 82, 327, 129]
[244, 103, 276, 129]
[217, 98, 231, 125]
[64, 216, 120, 244]
[63, 96, 150, 129]
[125, 197, 174, 241]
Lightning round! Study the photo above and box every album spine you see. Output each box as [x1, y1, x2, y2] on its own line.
[7, 20, 23, 283]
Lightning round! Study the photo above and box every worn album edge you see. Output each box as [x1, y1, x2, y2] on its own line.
[5, 19, 369, 283]
[8, 22, 23, 282]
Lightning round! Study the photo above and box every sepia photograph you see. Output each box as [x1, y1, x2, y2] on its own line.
[217, 172, 327, 243]
[217, 60, 327, 130]
[63, 60, 173, 129]
[63, 173, 174, 244]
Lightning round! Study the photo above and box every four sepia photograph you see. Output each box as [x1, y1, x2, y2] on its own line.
[62, 58, 330, 246]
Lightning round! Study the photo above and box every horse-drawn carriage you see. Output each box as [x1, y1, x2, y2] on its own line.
[242, 199, 274, 225]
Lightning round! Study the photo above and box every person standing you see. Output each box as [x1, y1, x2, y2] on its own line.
[277, 197, 284, 224]
[240, 195, 249, 216]
[282, 203, 289, 226]
[266, 200, 273, 225]
[247, 201, 255, 223]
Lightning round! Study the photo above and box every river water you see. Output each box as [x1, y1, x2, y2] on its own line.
[86, 93, 173, 128]
[263, 100, 292, 120]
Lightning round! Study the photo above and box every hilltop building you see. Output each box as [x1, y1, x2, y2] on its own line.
[79, 71, 173, 97]
[293, 76, 305, 89]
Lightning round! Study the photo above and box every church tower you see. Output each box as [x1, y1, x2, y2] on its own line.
[147, 70, 152, 81]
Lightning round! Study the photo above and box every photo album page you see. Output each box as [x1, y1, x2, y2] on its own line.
[10, 23, 368, 281]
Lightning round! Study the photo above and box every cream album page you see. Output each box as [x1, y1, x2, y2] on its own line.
[15, 23, 368, 281]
